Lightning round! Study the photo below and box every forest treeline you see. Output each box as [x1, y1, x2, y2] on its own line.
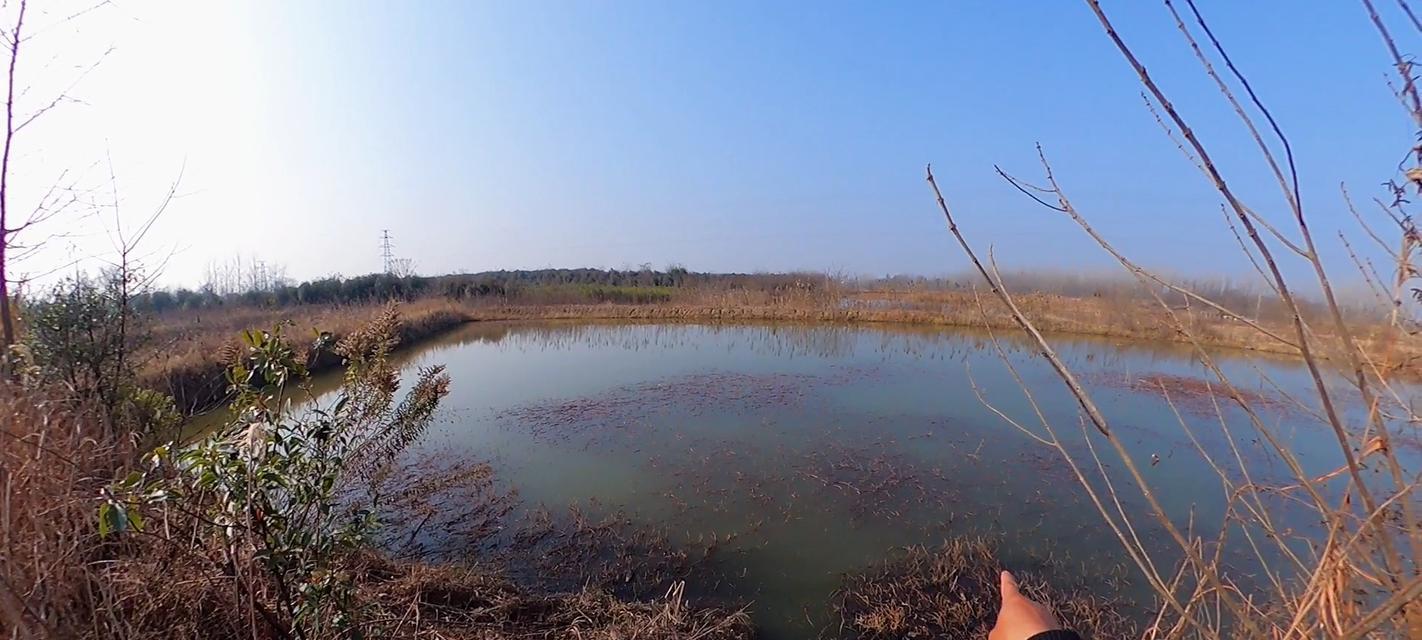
[127, 267, 836, 311]
[122, 263, 1371, 329]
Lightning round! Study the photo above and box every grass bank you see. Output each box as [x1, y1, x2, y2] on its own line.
[138, 298, 471, 414]
[457, 289, 1421, 376]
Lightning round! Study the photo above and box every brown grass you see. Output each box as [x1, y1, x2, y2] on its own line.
[138, 298, 470, 414]
[133, 283, 1422, 419]
[834, 537, 1137, 639]
[0, 383, 129, 637]
[355, 556, 751, 640]
[918, 0, 1422, 629]
[454, 288, 1422, 376]
[79, 548, 752, 640]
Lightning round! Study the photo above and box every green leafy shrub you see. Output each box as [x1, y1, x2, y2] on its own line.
[106, 306, 450, 639]
[24, 272, 143, 421]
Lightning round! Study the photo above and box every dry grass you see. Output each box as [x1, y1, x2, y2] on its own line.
[63, 546, 751, 640]
[835, 538, 1136, 639]
[355, 556, 751, 640]
[137, 298, 470, 414]
[133, 271, 1422, 418]
[0, 382, 129, 637]
[129, 280, 1422, 420]
[917, 0, 1422, 633]
[452, 288, 1422, 376]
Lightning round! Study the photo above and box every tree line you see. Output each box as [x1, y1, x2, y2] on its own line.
[127, 266, 836, 312]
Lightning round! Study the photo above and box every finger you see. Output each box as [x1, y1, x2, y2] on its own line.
[1000, 570, 1020, 599]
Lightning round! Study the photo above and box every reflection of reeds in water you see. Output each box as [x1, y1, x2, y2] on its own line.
[437, 318, 1325, 385]
[454, 289, 1422, 376]
[460, 321, 868, 360]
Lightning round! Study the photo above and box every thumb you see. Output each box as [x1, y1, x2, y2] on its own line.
[1000, 570, 1020, 600]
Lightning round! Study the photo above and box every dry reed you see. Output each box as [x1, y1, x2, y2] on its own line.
[923, 1, 1422, 637]
[835, 538, 1137, 639]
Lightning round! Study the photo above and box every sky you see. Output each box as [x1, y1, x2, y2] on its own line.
[9, 0, 1417, 290]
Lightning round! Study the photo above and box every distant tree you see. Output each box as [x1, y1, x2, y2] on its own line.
[0, 1, 112, 349]
[148, 290, 175, 313]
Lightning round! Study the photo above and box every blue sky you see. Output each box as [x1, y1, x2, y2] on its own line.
[22, 1, 1416, 287]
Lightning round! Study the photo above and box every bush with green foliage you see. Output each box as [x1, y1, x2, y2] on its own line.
[105, 306, 450, 639]
[18, 271, 184, 438]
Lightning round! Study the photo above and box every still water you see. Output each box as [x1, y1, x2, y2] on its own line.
[287, 320, 1409, 638]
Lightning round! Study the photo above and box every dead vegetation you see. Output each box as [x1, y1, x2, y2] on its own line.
[355, 557, 752, 640]
[137, 298, 469, 414]
[835, 538, 1137, 639]
[924, 0, 1422, 636]
[0, 383, 129, 636]
[132, 265, 1422, 420]
[1087, 371, 1300, 418]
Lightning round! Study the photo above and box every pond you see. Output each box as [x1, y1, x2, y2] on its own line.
[291, 320, 1415, 638]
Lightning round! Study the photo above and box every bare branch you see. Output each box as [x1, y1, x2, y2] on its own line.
[992, 165, 1065, 212]
[13, 45, 110, 133]
[1399, 0, 1422, 33]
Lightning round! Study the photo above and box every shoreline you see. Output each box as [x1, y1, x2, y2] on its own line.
[155, 296, 1413, 420]
[458, 302, 1394, 373]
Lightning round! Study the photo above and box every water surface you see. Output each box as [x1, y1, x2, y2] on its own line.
[326, 320, 1411, 638]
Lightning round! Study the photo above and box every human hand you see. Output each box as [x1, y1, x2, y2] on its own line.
[988, 570, 1062, 640]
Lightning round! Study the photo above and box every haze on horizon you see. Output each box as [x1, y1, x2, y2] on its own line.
[11, 0, 1413, 291]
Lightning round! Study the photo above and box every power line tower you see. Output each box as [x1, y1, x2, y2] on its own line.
[380, 229, 394, 274]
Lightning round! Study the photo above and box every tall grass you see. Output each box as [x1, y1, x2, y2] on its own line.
[509, 284, 677, 305]
[0, 384, 128, 636]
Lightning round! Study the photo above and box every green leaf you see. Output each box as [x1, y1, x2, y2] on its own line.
[98, 502, 130, 537]
[98, 503, 114, 537]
